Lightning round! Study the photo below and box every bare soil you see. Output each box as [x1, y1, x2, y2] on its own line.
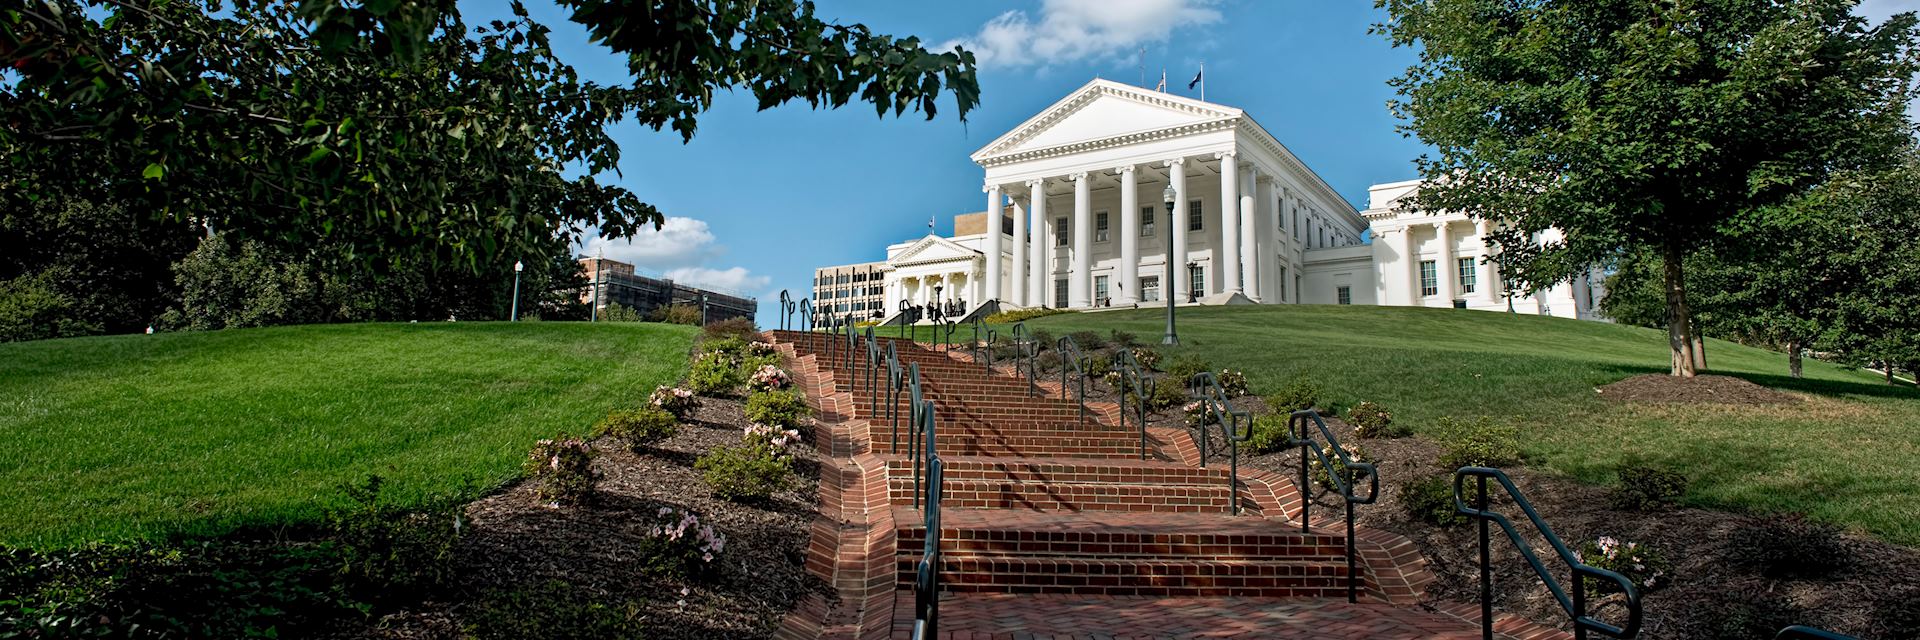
[325, 390, 826, 639]
[1598, 373, 1800, 406]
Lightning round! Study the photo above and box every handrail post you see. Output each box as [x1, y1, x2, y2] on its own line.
[1478, 474, 1492, 640]
[1297, 413, 1311, 533]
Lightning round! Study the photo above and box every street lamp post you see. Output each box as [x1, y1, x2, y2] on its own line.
[1161, 186, 1179, 346]
[1186, 262, 1198, 303]
[510, 260, 524, 321]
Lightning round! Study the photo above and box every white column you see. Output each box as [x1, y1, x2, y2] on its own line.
[1238, 163, 1257, 300]
[1435, 221, 1455, 303]
[983, 184, 1003, 304]
[1010, 196, 1028, 308]
[1166, 157, 1189, 302]
[1399, 227, 1419, 305]
[1069, 172, 1091, 308]
[1477, 218, 1500, 304]
[1250, 173, 1270, 302]
[1115, 165, 1139, 305]
[1217, 151, 1241, 295]
[1027, 179, 1048, 307]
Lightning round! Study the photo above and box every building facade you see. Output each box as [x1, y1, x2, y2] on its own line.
[809, 79, 1602, 323]
[577, 257, 757, 323]
[811, 261, 887, 319]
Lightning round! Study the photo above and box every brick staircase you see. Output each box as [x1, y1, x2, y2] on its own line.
[768, 330, 1563, 640]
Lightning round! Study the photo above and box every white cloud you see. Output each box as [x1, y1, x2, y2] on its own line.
[944, 0, 1222, 69]
[664, 266, 771, 297]
[579, 216, 718, 270]
[1857, 0, 1920, 24]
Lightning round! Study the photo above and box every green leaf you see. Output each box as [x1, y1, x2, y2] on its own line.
[142, 163, 165, 180]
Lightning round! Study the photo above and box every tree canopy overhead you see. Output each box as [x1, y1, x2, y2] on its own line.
[1, 0, 980, 275]
[1375, 0, 1920, 376]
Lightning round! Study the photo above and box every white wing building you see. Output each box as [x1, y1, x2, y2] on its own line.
[822, 79, 1602, 323]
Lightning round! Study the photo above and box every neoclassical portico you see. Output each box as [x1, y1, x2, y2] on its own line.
[971, 79, 1365, 311]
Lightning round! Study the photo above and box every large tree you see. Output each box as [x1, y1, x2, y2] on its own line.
[2, 0, 977, 310]
[1375, 0, 1920, 376]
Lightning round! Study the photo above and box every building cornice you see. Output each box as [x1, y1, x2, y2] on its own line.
[971, 79, 1242, 162]
[976, 118, 1239, 168]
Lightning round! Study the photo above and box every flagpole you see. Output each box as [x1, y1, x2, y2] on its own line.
[1200, 61, 1206, 101]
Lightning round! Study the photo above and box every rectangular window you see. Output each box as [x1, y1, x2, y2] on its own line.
[1293, 209, 1300, 240]
[1188, 200, 1204, 231]
[1095, 211, 1110, 242]
[1279, 265, 1288, 302]
[1458, 257, 1477, 294]
[1094, 275, 1109, 306]
[1056, 217, 1068, 246]
[1420, 260, 1438, 297]
[1141, 276, 1160, 302]
[1141, 207, 1156, 237]
[1054, 278, 1069, 308]
[1188, 263, 1205, 299]
[1338, 286, 1352, 305]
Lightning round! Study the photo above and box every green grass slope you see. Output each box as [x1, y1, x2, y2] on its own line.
[0, 322, 696, 548]
[1022, 305, 1920, 545]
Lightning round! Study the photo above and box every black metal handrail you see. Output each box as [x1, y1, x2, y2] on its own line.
[1009, 322, 1036, 397]
[942, 320, 957, 352]
[1114, 349, 1151, 460]
[887, 342, 904, 452]
[910, 398, 943, 640]
[778, 290, 796, 331]
[1055, 335, 1088, 422]
[1776, 626, 1856, 640]
[1288, 409, 1377, 602]
[864, 326, 881, 410]
[1189, 373, 1253, 515]
[907, 362, 928, 509]
[799, 298, 813, 333]
[1453, 467, 1642, 640]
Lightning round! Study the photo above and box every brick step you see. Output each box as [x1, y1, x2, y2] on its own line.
[903, 557, 1354, 597]
[896, 478, 1235, 513]
[851, 409, 1102, 428]
[867, 425, 1133, 442]
[872, 432, 1143, 455]
[888, 442, 1149, 459]
[895, 510, 1346, 562]
[890, 456, 1225, 485]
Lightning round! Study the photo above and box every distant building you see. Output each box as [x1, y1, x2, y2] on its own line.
[576, 257, 756, 323]
[810, 261, 887, 319]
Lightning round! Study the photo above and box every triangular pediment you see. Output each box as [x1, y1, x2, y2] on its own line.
[889, 235, 981, 267]
[971, 78, 1241, 162]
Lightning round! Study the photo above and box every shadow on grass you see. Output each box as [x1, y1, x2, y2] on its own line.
[1587, 363, 1919, 401]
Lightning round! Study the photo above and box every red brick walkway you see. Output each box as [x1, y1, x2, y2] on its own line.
[769, 330, 1562, 640]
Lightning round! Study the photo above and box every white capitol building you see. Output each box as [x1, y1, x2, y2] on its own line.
[812, 78, 1604, 322]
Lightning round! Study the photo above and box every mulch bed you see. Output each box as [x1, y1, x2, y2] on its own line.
[1239, 408, 1920, 640]
[325, 389, 826, 639]
[1597, 373, 1800, 406]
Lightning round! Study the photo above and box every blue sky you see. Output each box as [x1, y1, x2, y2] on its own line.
[484, 0, 1918, 327]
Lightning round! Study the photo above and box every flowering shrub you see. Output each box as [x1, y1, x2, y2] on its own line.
[1435, 416, 1521, 468]
[1166, 357, 1212, 385]
[744, 422, 802, 454]
[696, 444, 792, 502]
[1103, 370, 1126, 392]
[649, 385, 701, 419]
[700, 336, 748, 357]
[1130, 347, 1162, 371]
[1400, 475, 1468, 527]
[747, 341, 778, 357]
[594, 407, 678, 452]
[1266, 375, 1320, 414]
[1609, 465, 1688, 511]
[1577, 536, 1670, 594]
[744, 390, 812, 429]
[687, 351, 743, 396]
[1246, 413, 1291, 454]
[1182, 400, 1219, 427]
[1216, 368, 1249, 397]
[526, 436, 596, 507]
[1309, 442, 1371, 492]
[748, 364, 791, 391]
[1347, 401, 1406, 439]
[637, 506, 728, 579]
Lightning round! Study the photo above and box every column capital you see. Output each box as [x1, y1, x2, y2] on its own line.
[1112, 164, 1137, 176]
[1164, 157, 1187, 167]
[1068, 171, 1088, 181]
[1026, 177, 1047, 190]
[983, 183, 1002, 194]
[1432, 221, 1449, 231]
[1215, 150, 1238, 161]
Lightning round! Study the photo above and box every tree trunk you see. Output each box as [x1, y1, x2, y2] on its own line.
[1889, 362, 1897, 386]
[1694, 336, 1707, 371]
[1788, 338, 1803, 379]
[1662, 244, 1698, 377]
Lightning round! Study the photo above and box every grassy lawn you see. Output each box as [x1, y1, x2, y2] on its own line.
[0, 322, 696, 548]
[1008, 305, 1920, 546]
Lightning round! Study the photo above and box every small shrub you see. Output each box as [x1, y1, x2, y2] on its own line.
[1608, 465, 1688, 511]
[701, 336, 749, 358]
[1181, 400, 1218, 427]
[1166, 357, 1212, 385]
[1034, 350, 1064, 373]
[1146, 376, 1189, 410]
[326, 475, 461, 598]
[738, 352, 782, 374]
[702, 317, 757, 342]
[1067, 330, 1107, 350]
[1577, 536, 1671, 594]
[744, 390, 812, 429]
[1082, 352, 1112, 378]
[687, 352, 743, 396]
[526, 436, 596, 507]
[649, 385, 701, 419]
[1031, 329, 1055, 351]
[744, 422, 803, 452]
[1102, 370, 1126, 392]
[1108, 329, 1138, 347]
[647, 303, 702, 325]
[1216, 368, 1249, 397]
[637, 507, 727, 579]
[696, 444, 793, 502]
[1690, 588, 1801, 640]
[746, 340, 779, 357]
[1266, 375, 1321, 414]
[748, 364, 792, 392]
[1246, 413, 1292, 454]
[1130, 347, 1163, 370]
[1434, 416, 1522, 469]
[1400, 475, 1468, 527]
[599, 303, 644, 322]
[983, 307, 1070, 323]
[465, 580, 643, 640]
[1347, 401, 1407, 439]
[1728, 514, 1852, 578]
[594, 407, 678, 451]
[1309, 442, 1372, 492]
